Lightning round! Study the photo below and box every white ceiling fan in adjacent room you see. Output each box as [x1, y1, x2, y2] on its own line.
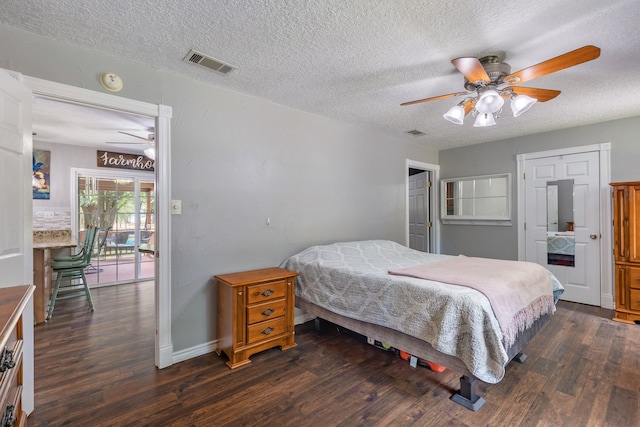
[107, 131, 156, 159]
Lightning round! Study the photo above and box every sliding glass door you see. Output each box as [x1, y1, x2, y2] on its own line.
[74, 169, 155, 286]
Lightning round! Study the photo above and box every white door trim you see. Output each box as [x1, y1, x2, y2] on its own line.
[516, 143, 613, 309]
[406, 159, 440, 254]
[22, 75, 174, 368]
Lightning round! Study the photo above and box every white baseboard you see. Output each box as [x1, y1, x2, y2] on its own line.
[157, 344, 174, 369]
[171, 340, 217, 364]
[601, 294, 614, 310]
[168, 311, 315, 366]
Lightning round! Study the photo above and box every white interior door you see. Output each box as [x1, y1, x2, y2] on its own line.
[524, 151, 601, 305]
[409, 171, 429, 252]
[0, 69, 35, 414]
[0, 70, 32, 286]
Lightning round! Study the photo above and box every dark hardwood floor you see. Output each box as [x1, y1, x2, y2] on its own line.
[28, 282, 639, 426]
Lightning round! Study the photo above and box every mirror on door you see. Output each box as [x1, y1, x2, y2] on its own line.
[546, 179, 575, 267]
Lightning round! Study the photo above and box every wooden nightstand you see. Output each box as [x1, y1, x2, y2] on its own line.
[215, 267, 298, 369]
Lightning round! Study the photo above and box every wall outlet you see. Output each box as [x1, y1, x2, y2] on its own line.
[44, 211, 54, 218]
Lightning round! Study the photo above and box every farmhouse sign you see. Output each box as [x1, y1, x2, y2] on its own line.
[97, 150, 155, 172]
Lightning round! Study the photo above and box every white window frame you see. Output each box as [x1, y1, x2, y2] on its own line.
[441, 173, 512, 225]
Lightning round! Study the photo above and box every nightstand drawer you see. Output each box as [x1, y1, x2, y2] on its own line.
[247, 299, 286, 325]
[247, 280, 286, 304]
[247, 317, 285, 344]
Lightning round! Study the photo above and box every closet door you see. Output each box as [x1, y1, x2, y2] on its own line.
[524, 151, 601, 306]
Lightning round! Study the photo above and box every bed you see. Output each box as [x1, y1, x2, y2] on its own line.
[280, 240, 564, 410]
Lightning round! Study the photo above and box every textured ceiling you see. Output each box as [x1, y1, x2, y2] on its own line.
[2, 0, 640, 152]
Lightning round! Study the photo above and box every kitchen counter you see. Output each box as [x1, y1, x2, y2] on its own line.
[33, 230, 78, 324]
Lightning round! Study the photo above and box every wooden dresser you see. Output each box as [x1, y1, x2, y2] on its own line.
[611, 182, 640, 324]
[0, 285, 35, 427]
[215, 267, 298, 369]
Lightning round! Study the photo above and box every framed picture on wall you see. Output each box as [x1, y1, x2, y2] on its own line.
[33, 149, 51, 199]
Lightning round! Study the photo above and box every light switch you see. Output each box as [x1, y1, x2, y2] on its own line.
[171, 200, 182, 215]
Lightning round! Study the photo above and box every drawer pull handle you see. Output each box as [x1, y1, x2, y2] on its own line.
[2, 403, 15, 427]
[261, 326, 275, 335]
[261, 308, 275, 317]
[260, 289, 274, 297]
[0, 348, 15, 372]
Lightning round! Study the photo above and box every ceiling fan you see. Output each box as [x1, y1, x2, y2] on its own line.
[401, 45, 601, 127]
[107, 131, 156, 159]
[107, 131, 155, 144]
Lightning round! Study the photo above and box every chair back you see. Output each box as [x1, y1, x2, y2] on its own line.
[80, 227, 97, 256]
[92, 227, 112, 258]
[52, 226, 98, 271]
[80, 227, 98, 264]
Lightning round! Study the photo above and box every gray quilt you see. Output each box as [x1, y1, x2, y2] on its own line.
[280, 240, 564, 384]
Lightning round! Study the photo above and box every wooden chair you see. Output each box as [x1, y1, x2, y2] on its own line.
[85, 226, 112, 273]
[53, 226, 96, 262]
[48, 226, 98, 319]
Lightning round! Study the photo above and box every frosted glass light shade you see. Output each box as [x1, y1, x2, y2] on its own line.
[510, 94, 537, 117]
[443, 104, 465, 125]
[473, 113, 496, 127]
[475, 89, 504, 114]
[144, 147, 155, 160]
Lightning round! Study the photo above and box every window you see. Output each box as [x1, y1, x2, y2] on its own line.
[441, 173, 511, 225]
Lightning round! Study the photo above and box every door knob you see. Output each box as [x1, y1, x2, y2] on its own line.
[589, 233, 598, 240]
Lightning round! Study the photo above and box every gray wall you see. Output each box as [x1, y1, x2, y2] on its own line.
[439, 116, 640, 259]
[1, 24, 438, 353]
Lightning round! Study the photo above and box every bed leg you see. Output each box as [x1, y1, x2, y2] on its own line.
[514, 352, 527, 363]
[314, 318, 323, 332]
[450, 375, 486, 411]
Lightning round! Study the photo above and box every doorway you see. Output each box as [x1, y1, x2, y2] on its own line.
[517, 143, 614, 309]
[406, 160, 440, 254]
[408, 169, 431, 252]
[22, 74, 173, 368]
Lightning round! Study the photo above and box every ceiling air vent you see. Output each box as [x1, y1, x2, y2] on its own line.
[183, 49, 236, 75]
[406, 129, 426, 136]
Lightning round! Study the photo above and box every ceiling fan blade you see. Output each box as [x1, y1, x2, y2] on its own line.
[502, 45, 600, 85]
[463, 99, 474, 115]
[118, 131, 151, 141]
[401, 92, 468, 106]
[510, 87, 561, 102]
[451, 57, 491, 85]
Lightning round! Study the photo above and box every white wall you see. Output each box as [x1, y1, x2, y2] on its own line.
[1, 24, 438, 353]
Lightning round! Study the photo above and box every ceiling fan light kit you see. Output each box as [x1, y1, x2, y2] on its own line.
[405, 45, 601, 127]
[473, 113, 496, 128]
[443, 103, 466, 125]
[510, 93, 537, 117]
[144, 147, 156, 160]
[475, 88, 504, 114]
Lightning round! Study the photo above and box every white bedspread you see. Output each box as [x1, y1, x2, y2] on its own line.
[280, 240, 564, 384]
